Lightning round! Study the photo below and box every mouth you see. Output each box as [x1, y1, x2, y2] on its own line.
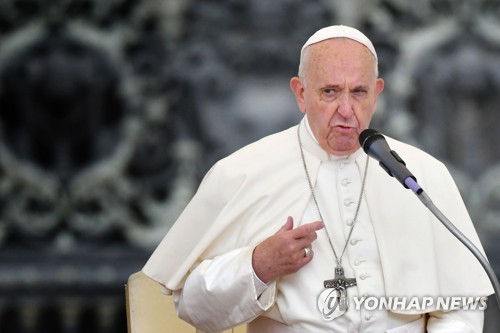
[334, 124, 355, 132]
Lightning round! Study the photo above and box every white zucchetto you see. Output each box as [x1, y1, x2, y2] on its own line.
[301, 25, 378, 63]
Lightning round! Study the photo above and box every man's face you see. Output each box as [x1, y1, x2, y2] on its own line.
[291, 38, 384, 156]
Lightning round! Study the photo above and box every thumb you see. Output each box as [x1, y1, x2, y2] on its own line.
[277, 216, 294, 233]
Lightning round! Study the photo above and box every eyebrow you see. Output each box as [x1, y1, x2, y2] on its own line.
[320, 83, 370, 91]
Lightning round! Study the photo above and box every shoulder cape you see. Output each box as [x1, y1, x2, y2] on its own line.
[143, 118, 493, 312]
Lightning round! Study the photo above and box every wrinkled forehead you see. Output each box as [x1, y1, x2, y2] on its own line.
[301, 25, 377, 63]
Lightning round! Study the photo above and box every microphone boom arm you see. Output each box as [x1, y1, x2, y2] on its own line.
[360, 129, 500, 309]
[406, 176, 500, 309]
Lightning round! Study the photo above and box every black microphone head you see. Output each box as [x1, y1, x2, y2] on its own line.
[359, 129, 384, 153]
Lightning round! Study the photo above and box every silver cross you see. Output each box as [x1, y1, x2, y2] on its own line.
[323, 266, 357, 311]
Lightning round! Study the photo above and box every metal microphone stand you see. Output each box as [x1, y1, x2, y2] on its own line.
[405, 177, 500, 310]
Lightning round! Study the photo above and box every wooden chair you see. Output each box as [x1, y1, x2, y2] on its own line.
[125, 271, 247, 333]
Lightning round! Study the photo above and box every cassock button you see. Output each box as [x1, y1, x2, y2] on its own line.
[350, 239, 360, 245]
[341, 178, 351, 186]
[344, 198, 354, 206]
[346, 219, 354, 226]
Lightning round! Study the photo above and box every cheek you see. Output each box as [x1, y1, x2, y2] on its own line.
[354, 103, 375, 124]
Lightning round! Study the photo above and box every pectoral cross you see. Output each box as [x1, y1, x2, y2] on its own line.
[323, 266, 357, 311]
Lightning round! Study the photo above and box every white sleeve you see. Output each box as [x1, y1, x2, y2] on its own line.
[427, 306, 484, 332]
[172, 246, 277, 332]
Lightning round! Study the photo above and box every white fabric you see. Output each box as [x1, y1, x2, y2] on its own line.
[386, 316, 426, 333]
[143, 116, 492, 331]
[173, 246, 277, 331]
[252, 269, 269, 297]
[427, 305, 485, 333]
[248, 315, 427, 333]
[263, 143, 398, 331]
[300, 25, 377, 63]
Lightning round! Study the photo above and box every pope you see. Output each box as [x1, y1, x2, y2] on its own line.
[143, 25, 493, 333]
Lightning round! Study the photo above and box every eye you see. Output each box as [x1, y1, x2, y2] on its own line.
[353, 88, 368, 96]
[322, 88, 338, 97]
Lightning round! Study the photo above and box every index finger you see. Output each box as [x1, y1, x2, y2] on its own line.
[291, 221, 324, 239]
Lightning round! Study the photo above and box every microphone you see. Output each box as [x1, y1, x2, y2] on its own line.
[359, 129, 419, 191]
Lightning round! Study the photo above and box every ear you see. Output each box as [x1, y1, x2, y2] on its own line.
[375, 78, 384, 96]
[290, 76, 306, 113]
[371, 78, 385, 116]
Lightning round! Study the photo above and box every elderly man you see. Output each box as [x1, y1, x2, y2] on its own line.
[143, 25, 493, 332]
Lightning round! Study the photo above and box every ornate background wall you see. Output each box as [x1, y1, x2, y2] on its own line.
[0, 0, 499, 331]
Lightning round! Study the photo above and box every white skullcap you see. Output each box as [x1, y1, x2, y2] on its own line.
[301, 25, 377, 63]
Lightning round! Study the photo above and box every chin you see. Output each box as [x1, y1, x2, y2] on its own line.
[328, 137, 356, 151]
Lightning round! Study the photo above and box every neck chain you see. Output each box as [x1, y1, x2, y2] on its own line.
[297, 124, 369, 319]
[297, 124, 369, 269]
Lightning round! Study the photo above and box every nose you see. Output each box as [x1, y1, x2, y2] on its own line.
[337, 93, 354, 118]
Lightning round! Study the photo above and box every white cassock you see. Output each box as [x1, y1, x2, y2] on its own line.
[143, 116, 493, 333]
